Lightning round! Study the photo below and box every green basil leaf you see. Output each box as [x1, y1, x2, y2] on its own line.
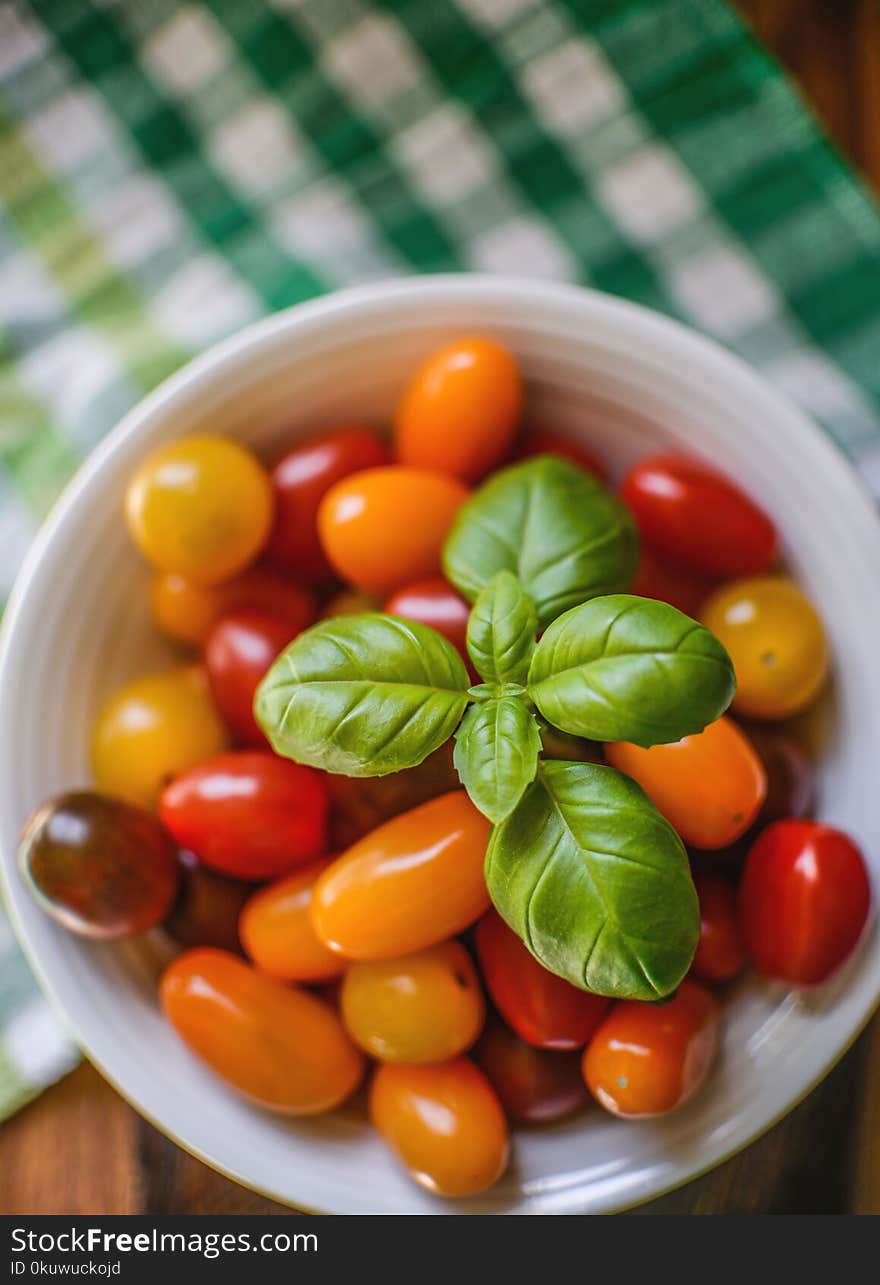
[466, 570, 538, 685]
[443, 457, 638, 629]
[529, 594, 735, 747]
[485, 760, 699, 1000]
[255, 613, 470, 777]
[453, 697, 542, 824]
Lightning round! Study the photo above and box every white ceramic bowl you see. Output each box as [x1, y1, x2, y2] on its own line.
[2, 277, 879, 1215]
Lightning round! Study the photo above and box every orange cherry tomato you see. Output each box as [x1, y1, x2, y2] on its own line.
[475, 910, 609, 1050]
[700, 576, 829, 720]
[605, 717, 767, 849]
[92, 666, 228, 810]
[161, 948, 363, 1114]
[317, 466, 469, 595]
[239, 861, 345, 982]
[341, 941, 484, 1063]
[582, 981, 719, 1118]
[513, 428, 607, 481]
[310, 791, 490, 959]
[126, 436, 273, 584]
[691, 876, 748, 983]
[151, 566, 315, 648]
[394, 336, 521, 483]
[630, 546, 714, 618]
[370, 1058, 509, 1197]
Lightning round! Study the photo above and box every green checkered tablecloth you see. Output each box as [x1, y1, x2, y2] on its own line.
[1, 0, 879, 1121]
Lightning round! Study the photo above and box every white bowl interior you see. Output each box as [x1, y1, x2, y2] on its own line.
[2, 278, 879, 1214]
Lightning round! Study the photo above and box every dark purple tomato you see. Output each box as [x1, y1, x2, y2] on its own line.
[163, 850, 250, 952]
[18, 791, 180, 939]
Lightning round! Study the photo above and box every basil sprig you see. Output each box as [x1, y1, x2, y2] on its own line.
[256, 459, 737, 1000]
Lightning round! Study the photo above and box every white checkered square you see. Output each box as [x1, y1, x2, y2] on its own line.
[598, 144, 703, 243]
[5, 1003, 77, 1088]
[88, 173, 186, 271]
[522, 38, 625, 134]
[321, 15, 422, 110]
[668, 244, 778, 337]
[393, 105, 497, 205]
[271, 178, 381, 261]
[142, 7, 231, 95]
[25, 86, 117, 175]
[0, 251, 65, 324]
[469, 217, 575, 280]
[765, 350, 871, 422]
[457, 0, 542, 29]
[210, 99, 308, 198]
[151, 256, 260, 347]
[0, 3, 49, 78]
[20, 330, 122, 437]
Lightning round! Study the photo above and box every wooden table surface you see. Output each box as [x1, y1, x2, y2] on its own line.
[2, 0, 879, 1217]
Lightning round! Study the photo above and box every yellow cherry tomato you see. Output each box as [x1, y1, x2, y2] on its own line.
[701, 576, 828, 719]
[239, 862, 345, 983]
[92, 666, 228, 809]
[370, 1059, 509, 1197]
[310, 791, 491, 960]
[126, 435, 273, 584]
[341, 941, 485, 1063]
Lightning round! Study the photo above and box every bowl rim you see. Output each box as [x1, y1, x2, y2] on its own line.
[2, 273, 879, 1215]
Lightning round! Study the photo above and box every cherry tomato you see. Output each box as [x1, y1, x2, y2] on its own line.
[239, 861, 345, 982]
[691, 876, 748, 983]
[18, 791, 179, 939]
[92, 666, 228, 809]
[151, 566, 315, 649]
[160, 751, 329, 880]
[341, 942, 484, 1063]
[370, 1058, 509, 1197]
[317, 466, 469, 595]
[606, 716, 767, 849]
[161, 949, 363, 1114]
[630, 546, 714, 618]
[266, 427, 388, 582]
[394, 336, 521, 483]
[513, 428, 607, 481]
[311, 791, 490, 959]
[745, 723, 815, 825]
[582, 981, 719, 1118]
[163, 850, 250, 953]
[328, 742, 459, 849]
[384, 579, 471, 660]
[126, 436, 273, 584]
[475, 1018, 589, 1124]
[621, 454, 777, 578]
[204, 611, 298, 744]
[740, 820, 871, 985]
[701, 576, 828, 719]
[475, 910, 609, 1050]
[320, 588, 381, 620]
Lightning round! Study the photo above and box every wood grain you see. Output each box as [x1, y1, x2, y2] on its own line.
[1, 0, 878, 1216]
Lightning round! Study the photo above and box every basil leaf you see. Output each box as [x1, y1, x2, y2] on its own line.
[466, 570, 538, 686]
[485, 760, 699, 1000]
[453, 697, 542, 824]
[443, 457, 637, 628]
[255, 614, 470, 777]
[529, 594, 735, 747]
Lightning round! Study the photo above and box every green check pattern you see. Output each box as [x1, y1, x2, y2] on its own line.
[1, 0, 879, 1120]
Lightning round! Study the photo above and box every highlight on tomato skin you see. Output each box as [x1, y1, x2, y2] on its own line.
[740, 820, 871, 986]
[582, 981, 719, 1119]
[475, 909, 609, 1050]
[369, 1057, 510, 1198]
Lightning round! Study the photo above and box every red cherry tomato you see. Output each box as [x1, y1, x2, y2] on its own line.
[475, 1018, 589, 1124]
[384, 579, 471, 661]
[475, 909, 609, 1050]
[742, 724, 815, 826]
[513, 428, 607, 481]
[204, 611, 298, 744]
[630, 546, 714, 618]
[160, 751, 329, 881]
[583, 981, 719, 1118]
[691, 876, 748, 983]
[740, 820, 871, 985]
[621, 454, 777, 578]
[266, 427, 388, 583]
